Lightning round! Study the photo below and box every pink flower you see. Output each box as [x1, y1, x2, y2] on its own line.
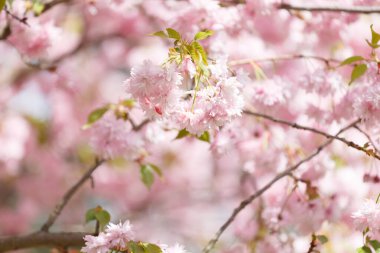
[172, 77, 244, 135]
[105, 220, 134, 248]
[353, 85, 380, 127]
[161, 243, 189, 253]
[7, 20, 60, 58]
[82, 233, 110, 253]
[352, 199, 380, 240]
[124, 60, 182, 117]
[89, 112, 143, 159]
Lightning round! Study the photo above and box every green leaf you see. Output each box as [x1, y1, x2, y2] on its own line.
[32, 1, 45, 15]
[94, 210, 111, 231]
[121, 99, 135, 108]
[150, 30, 168, 39]
[0, 0, 5, 12]
[316, 235, 328, 245]
[370, 240, 380, 250]
[82, 106, 109, 129]
[85, 208, 97, 223]
[194, 30, 214, 41]
[148, 163, 163, 177]
[191, 41, 208, 65]
[357, 246, 371, 253]
[166, 28, 181, 40]
[140, 165, 155, 189]
[197, 131, 210, 143]
[85, 206, 111, 231]
[127, 241, 146, 253]
[370, 24, 380, 46]
[175, 129, 190, 140]
[339, 56, 365, 67]
[349, 64, 368, 85]
[143, 243, 163, 253]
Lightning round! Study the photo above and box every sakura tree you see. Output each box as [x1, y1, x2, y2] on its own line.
[2, 0, 380, 252]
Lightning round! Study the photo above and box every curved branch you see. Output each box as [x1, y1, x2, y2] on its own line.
[0, 232, 88, 252]
[278, 2, 380, 14]
[244, 111, 377, 160]
[202, 119, 358, 253]
[40, 158, 104, 232]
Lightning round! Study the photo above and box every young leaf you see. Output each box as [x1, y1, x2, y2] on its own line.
[94, 210, 111, 231]
[150, 30, 168, 39]
[82, 106, 109, 129]
[316, 235, 328, 245]
[85, 206, 111, 231]
[143, 243, 163, 253]
[121, 99, 135, 108]
[370, 24, 380, 46]
[369, 240, 380, 250]
[339, 56, 364, 67]
[166, 28, 181, 40]
[175, 129, 190, 140]
[85, 208, 97, 223]
[140, 164, 155, 189]
[197, 131, 210, 143]
[32, 1, 45, 15]
[0, 0, 5, 12]
[349, 64, 368, 85]
[127, 241, 146, 253]
[192, 41, 208, 65]
[194, 30, 214, 41]
[357, 246, 371, 253]
[148, 163, 163, 177]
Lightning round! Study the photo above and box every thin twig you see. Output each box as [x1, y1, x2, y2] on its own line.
[40, 158, 104, 232]
[229, 54, 339, 68]
[42, 0, 72, 13]
[129, 118, 150, 131]
[278, 2, 380, 14]
[354, 125, 380, 155]
[4, 7, 29, 26]
[244, 111, 378, 160]
[202, 119, 358, 253]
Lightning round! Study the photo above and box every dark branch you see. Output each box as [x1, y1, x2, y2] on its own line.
[0, 232, 88, 252]
[244, 111, 377, 160]
[202, 119, 358, 253]
[278, 2, 380, 14]
[40, 158, 104, 232]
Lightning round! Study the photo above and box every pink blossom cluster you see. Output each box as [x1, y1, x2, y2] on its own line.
[352, 199, 380, 241]
[82, 220, 134, 253]
[124, 59, 244, 135]
[89, 112, 144, 159]
[124, 60, 182, 117]
[82, 220, 190, 253]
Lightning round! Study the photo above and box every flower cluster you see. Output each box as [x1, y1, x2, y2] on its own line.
[89, 112, 143, 159]
[125, 60, 182, 117]
[352, 199, 380, 241]
[82, 220, 134, 253]
[124, 55, 244, 136]
[82, 220, 189, 253]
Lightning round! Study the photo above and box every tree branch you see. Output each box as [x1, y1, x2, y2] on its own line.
[278, 2, 380, 14]
[244, 111, 378, 160]
[229, 54, 339, 68]
[42, 0, 72, 13]
[40, 158, 104, 232]
[354, 125, 380, 155]
[202, 119, 358, 253]
[0, 232, 88, 252]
